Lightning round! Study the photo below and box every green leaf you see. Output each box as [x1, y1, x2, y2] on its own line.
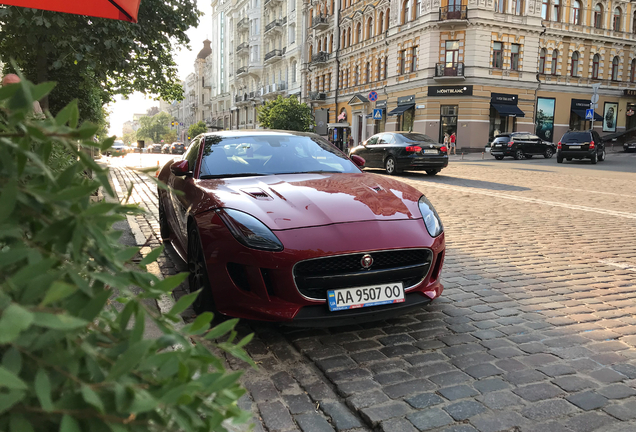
[153, 272, 188, 293]
[204, 318, 239, 341]
[30, 82, 56, 102]
[235, 332, 254, 348]
[81, 385, 104, 413]
[34, 369, 53, 411]
[83, 202, 118, 216]
[40, 282, 78, 306]
[115, 247, 140, 263]
[2, 349, 22, 375]
[78, 289, 111, 321]
[129, 389, 158, 414]
[55, 100, 79, 127]
[188, 312, 214, 334]
[107, 340, 154, 381]
[100, 136, 116, 152]
[60, 415, 81, 432]
[0, 247, 29, 267]
[0, 366, 28, 390]
[0, 390, 25, 415]
[168, 290, 199, 316]
[139, 245, 164, 266]
[0, 304, 34, 343]
[51, 184, 99, 201]
[32, 312, 88, 330]
[0, 177, 18, 223]
[10, 413, 34, 432]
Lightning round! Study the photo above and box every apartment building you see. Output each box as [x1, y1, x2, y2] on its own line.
[303, 0, 636, 148]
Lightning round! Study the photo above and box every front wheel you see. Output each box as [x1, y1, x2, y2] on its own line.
[385, 156, 401, 175]
[425, 170, 439, 176]
[590, 151, 598, 164]
[557, 155, 563, 163]
[514, 149, 524, 160]
[188, 225, 217, 316]
[495, 156, 504, 160]
[599, 149, 606, 161]
[544, 148, 554, 159]
[158, 193, 171, 241]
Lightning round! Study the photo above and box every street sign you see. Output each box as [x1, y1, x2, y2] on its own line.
[591, 83, 601, 93]
[368, 91, 378, 102]
[591, 94, 599, 104]
[585, 108, 594, 120]
[373, 109, 383, 120]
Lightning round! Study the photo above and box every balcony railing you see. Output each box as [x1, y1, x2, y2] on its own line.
[264, 48, 284, 62]
[435, 62, 464, 77]
[312, 15, 329, 29]
[310, 51, 330, 64]
[236, 66, 248, 75]
[237, 17, 249, 28]
[439, 5, 467, 20]
[236, 42, 249, 53]
[309, 92, 326, 101]
[265, 17, 287, 33]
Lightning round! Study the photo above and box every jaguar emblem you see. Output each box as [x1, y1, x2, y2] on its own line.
[361, 254, 373, 269]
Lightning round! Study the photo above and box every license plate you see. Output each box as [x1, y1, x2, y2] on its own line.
[495, 144, 502, 147]
[423, 149, 438, 154]
[568, 145, 581, 149]
[327, 282, 405, 311]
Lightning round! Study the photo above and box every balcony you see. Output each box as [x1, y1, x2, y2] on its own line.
[236, 66, 249, 77]
[263, 82, 288, 97]
[439, 5, 467, 21]
[237, 17, 249, 31]
[434, 62, 465, 79]
[236, 42, 249, 54]
[264, 48, 285, 63]
[264, 0, 281, 8]
[312, 15, 329, 30]
[309, 91, 327, 101]
[310, 51, 330, 64]
[235, 94, 250, 104]
[265, 17, 286, 34]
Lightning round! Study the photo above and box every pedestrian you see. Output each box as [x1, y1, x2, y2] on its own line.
[449, 132, 457, 155]
[443, 133, 450, 149]
[347, 135, 354, 149]
[1, 73, 44, 117]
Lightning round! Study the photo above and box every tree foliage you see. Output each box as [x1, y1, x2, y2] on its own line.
[136, 112, 172, 144]
[0, 78, 252, 431]
[258, 96, 315, 132]
[188, 121, 208, 139]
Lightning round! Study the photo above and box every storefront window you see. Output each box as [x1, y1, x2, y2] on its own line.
[374, 113, 386, 134]
[488, 107, 516, 142]
[400, 108, 415, 131]
[439, 105, 458, 142]
[535, 97, 555, 142]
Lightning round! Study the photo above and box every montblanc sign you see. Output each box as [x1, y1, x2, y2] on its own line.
[428, 85, 473, 96]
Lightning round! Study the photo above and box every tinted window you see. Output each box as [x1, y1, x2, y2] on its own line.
[366, 136, 379, 145]
[399, 133, 437, 143]
[378, 134, 394, 144]
[199, 134, 360, 178]
[562, 132, 591, 142]
[512, 134, 530, 140]
[184, 138, 200, 171]
[493, 136, 511, 143]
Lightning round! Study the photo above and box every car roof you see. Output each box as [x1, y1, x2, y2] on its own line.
[200, 130, 323, 139]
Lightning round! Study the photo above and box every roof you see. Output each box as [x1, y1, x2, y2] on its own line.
[201, 130, 321, 138]
[197, 40, 212, 59]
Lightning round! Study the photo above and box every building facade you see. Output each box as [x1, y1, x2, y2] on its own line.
[303, 0, 636, 149]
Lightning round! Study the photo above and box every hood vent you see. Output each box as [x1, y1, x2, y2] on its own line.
[241, 188, 273, 200]
[369, 185, 384, 193]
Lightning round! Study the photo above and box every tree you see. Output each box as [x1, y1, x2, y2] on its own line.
[188, 121, 208, 138]
[137, 111, 172, 144]
[258, 95, 315, 132]
[0, 2, 200, 122]
[161, 129, 178, 144]
[123, 130, 137, 145]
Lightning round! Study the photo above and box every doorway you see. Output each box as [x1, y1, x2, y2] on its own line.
[439, 105, 458, 142]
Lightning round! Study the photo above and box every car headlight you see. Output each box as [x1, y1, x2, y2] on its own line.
[418, 196, 443, 237]
[216, 208, 283, 251]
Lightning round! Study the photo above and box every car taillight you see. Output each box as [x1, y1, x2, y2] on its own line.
[406, 146, 422, 152]
[589, 140, 595, 149]
[440, 146, 447, 153]
[507, 141, 514, 147]
[557, 141, 562, 150]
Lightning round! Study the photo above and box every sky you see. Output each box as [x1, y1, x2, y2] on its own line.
[107, 0, 213, 136]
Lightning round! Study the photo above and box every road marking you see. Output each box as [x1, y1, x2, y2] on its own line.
[422, 183, 636, 219]
[542, 185, 636, 199]
[598, 259, 636, 272]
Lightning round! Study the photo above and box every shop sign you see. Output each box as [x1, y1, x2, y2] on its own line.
[428, 85, 473, 96]
[571, 99, 592, 109]
[491, 93, 517, 105]
[375, 100, 387, 109]
[627, 109, 634, 117]
[624, 89, 636, 96]
[397, 95, 415, 105]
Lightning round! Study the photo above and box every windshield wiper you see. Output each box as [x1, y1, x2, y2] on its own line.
[200, 173, 268, 179]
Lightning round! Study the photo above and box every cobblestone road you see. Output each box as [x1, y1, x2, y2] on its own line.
[107, 151, 636, 432]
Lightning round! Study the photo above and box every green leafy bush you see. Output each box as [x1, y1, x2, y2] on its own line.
[0, 78, 252, 431]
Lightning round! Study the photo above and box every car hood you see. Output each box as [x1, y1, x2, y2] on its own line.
[194, 173, 424, 230]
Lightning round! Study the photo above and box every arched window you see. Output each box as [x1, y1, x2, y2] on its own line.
[592, 54, 600, 79]
[594, 4, 603, 28]
[377, 58, 383, 80]
[355, 65, 359, 85]
[613, 7, 621, 31]
[317, 40, 322, 52]
[367, 18, 373, 39]
[541, 0, 548, 19]
[341, 30, 346, 48]
[329, 34, 333, 52]
[539, 48, 546, 73]
[378, 12, 384, 33]
[551, 49, 558, 74]
[366, 62, 371, 82]
[402, 0, 410, 23]
[415, 0, 421, 18]
[612, 56, 619, 80]
[631, 58, 636, 82]
[384, 56, 389, 79]
[552, 0, 560, 21]
[571, 0, 580, 24]
[291, 61, 297, 82]
[356, 23, 361, 43]
[347, 27, 351, 46]
[385, 9, 390, 30]
[571, 51, 579, 77]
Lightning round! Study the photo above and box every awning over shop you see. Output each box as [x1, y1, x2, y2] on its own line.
[387, 104, 415, 116]
[491, 103, 525, 117]
[365, 113, 373, 118]
[0, 0, 141, 22]
[571, 109, 603, 121]
[327, 122, 350, 128]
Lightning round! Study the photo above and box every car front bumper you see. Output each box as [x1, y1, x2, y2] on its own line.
[624, 143, 636, 151]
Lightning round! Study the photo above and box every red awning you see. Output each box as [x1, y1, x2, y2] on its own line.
[0, 0, 141, 22]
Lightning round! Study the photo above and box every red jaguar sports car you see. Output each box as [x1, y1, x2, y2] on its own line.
[157, 131, 445, 326]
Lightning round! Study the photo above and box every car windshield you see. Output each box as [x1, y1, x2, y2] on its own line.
[562, 132, 591, 142]
[199, 134, 360, 178]
[399, 133, 437, 143]
[493, 136, 510, 143]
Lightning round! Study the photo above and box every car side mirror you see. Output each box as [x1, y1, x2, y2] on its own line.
[350, 154, 365, 168]
[170, 160, 191, 176]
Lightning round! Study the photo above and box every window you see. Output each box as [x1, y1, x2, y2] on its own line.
[402, 0, 410, 23]
[594, 4, 603, 28]
[347, 27, 351, 46]
[411, 46, 418, 72]
[513, 0, 523, 15]
[614, 7, 621, 31]
[355, 65, 359, 85]
[539, 48, 546, 74]
[378, 12, 384, 33]
[399, 50, 406, 74]
[292, 61, 297, 82]
[356, 23, 361, 43]
[571, 0, 580, 24]
[415, 0, 421, 18]
[327, 73, 332, 90]
[496, 0, 506, 13]
[367, 18, 373, 39]
[612, 56, 619, 80]
[511, 44, 520, 70]
[552, 0, 560, 21]
[541, 0, 548, 19]
[366, 62, 371, 82]
[592, 54, 600, 79]
[385, 9, 390, 30]
[329, 34, 333, 52]
[551, 49, 558, 74]
[384, 56, 389, 79]
[341, 30, 346, 48]
[633, 12, 636, 34]
[571, 51, 579, 77]
[317, 40, 322, 52]
[377, 58, 383, 80]
[493, 42, 503, 68]
[631, 59, 636, 82]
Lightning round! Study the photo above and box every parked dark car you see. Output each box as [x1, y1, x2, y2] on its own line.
[169, 142, 186, 154]
[490, 132, 556, 160]
[349, 132, 448, 176]
[557, 130, 605, 164]
[624, 140, 636, 152]
[157, 131, 445, 325]
[151, 143, 163, 153]
[161, 143, 172, 154]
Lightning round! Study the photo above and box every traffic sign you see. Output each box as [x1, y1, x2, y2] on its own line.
[591, 83, 601, 93]
[591, 94, 599, 104]
[373, 109, 383, 120]
[368, 91, 378, 102]
[585, 108, 594, 120]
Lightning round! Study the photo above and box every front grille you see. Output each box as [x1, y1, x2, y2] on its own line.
[293, 249, 432, 300]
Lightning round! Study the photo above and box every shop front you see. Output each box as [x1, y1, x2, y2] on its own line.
[624, 90, 636, 131]
[373, 100, 387, 134]
[570, 99, 602, 131]
[427, 85, 473, 143]
[387, 95, 415, 132]
[489, 93, 525, 141]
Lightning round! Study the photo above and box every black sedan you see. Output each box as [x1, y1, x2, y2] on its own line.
[151, 144, 163, 153]
[349, 132, 448, 175]
[490, 132, 556, 160]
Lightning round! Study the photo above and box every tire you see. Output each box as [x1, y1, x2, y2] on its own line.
[544, 148, 554, 159]
[590, 151, 598, 164]
[385, 156, 401, 175]
[187, 225, 217, 316]
[514, 149, 524, 160]
[557, 155, 563, 163]
[599, 149, 606, 161]
[158, 193, 171, 241]
[495, 156, 504, 160]
[425, 170, 439, 176]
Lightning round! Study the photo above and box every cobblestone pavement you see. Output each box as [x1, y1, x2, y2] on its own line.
[107, 152, 636, 432]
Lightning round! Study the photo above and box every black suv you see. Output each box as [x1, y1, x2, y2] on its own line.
[557, 130, 605, 164]
[490, 132, 556, 160]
